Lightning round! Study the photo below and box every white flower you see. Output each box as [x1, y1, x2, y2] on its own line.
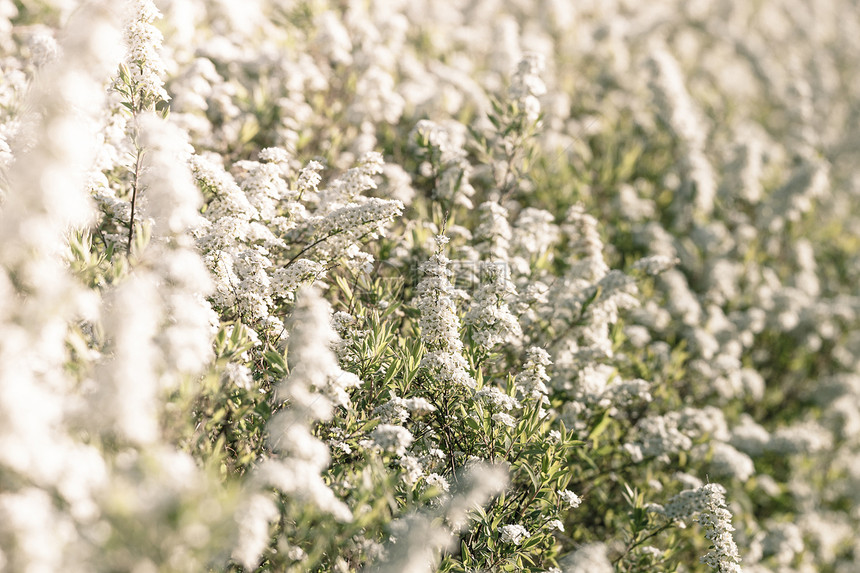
[508, 52, 546, 121]
[415, 252, 476, 390]
[221, 362, 253, 391]
[476, 387, 520, 411]
[632, 255, 679, 275]
[421, 351, 477, 390]
[258, 146, 290, 164]
[297, 160, 325, 196]
[729, 414, 771, 456]
[707, 442, 756, 482]
[768, 422, 833, 454]
[272, 259, 327, 300]
[499, 524, 531, 545]
[559, 542, 614, 573]
[562, 204, 608, 282]
[322, 151, 385, 206]
[314, 10, 352, 65]
[647, 44, 715, 216]
[424, 473, 450, 493]
[251, 287, 355, 545]
[515, 347, 552, 403]
[464, 262, 522, 348]
[399, 456, 425, 485]
[316, 198, 404, 236]
[232, 492, 279, 569]
[627, 413, 694, 462]
[371, 424, 414, 456]
[403, 397, 436, 416]
[287, 545, 306, 561]
[491, 412, 517, 428]
[121, 0, 170, 107]
[559, 489, 582, 509]
[474, 201, 512, 260]
[512, 207, 558, 261]
[696, 485, 742, 572]
[374, 397, 411, 425]
[372, 464, 507, 572]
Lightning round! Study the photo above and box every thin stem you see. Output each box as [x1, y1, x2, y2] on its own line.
[612, 522, 674, 565]
[284, 228, 346, 268]
[127, 121, 144, 256]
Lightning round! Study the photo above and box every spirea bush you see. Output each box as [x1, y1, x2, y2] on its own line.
[1, 0, 859, 572]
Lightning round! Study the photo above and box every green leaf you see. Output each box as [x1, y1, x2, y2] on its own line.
[460, 540, 472, 563]
[264, 349, 288, 377]
[521, 462, 541, 491]
[521, 534, 543, 551]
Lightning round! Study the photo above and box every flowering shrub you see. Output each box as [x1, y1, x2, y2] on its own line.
[1, 0, 859, 572]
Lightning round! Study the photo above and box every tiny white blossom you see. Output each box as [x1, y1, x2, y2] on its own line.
[424, 473, 450, 493]
[371, 424, 414, 456]
[559, 489, 582, 509]
[120, 0, 170, 108]
[499, 524, 531, 545]
[476, 386, 520, 411]
[491, 412, 517, 428]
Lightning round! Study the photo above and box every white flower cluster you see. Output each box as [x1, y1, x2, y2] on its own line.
[558, 542, 614, 573]
[4, 0, 860, 570]
[511, 207, 558, 267]
[559, 489, 582, 509]
[193, 150, 402, 338]
[92, 114, 216, 443]
[374, 396, 437, 424]
[701, 441, 756, 482]
[374, 464, 507, 572]
[515, 347, 552, 402]
[625, 412, 694, 463]
[231, 492, 280, 571]
[0, 5, 122, 516]
[547, 205, 641, 386]
[415, 249, 475, 390]
[475, 386, 521, 412]
[648, 44, 715, 221]
[759, 521, 804, 565]
[464, 261, 522, 348]
[563, 204, 608, 282]
[663, 486, 714, 521]
[508, 52, 547, 122]
[660, 482, 742, 571]
[491, 412, 517, 428]
[632, 255, 680, 276]
[474, 201, 512, 261]
[0, 6, 243, 570]
[696, 485, 743, 573]
[559, 365, 652, 432]
[242, 288, 358, 568]
[120, 0, 169, 108]
[499, 523, 531, 545]
[370, 424, 415, 456]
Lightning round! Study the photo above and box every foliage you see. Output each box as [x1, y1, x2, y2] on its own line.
[1, 1, 859, 572]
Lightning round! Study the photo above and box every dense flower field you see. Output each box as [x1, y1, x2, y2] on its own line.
[1, 0, 859, 571]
